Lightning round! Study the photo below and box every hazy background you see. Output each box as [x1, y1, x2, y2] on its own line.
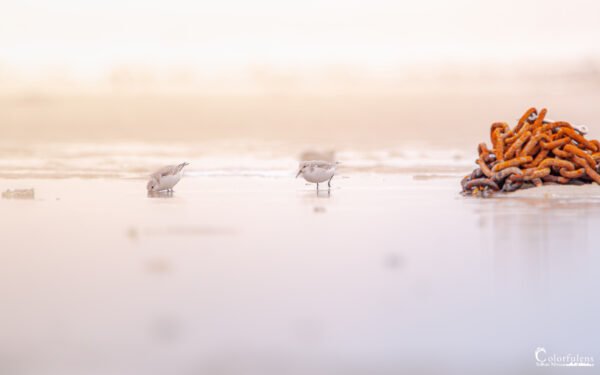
[2, 3, 600, 374]
[2, 0, 600, 147]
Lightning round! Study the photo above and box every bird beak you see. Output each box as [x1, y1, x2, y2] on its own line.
[296, 169, 302, 178]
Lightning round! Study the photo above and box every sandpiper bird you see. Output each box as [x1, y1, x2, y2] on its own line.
[296, 160, 338, 190]
[147, 162, 189, 192]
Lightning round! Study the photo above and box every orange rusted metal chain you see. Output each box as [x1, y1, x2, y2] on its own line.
[476, 158, 494, 178]
[461, 108, 600, 196]
[520, 133, 550, 157]
[502, 174, 523, 192]
[532, 108, 547, 130]
[490, 122, 510, 139]
[464, 178, 500, 191]
[514, 107, 536, 134]
[523, 168, 551, 181]
[572, 155, 600, 184]
[538, 158, 575, 171]
[492, 156, 533, 172]
[532, 178, 543, 187]
[505, 127, 531, 147]
[564, 144, 596, 168]
[477, 143, 494, 163]
[559, 168, 585, 179]
[491, 128, 505, 162]
[541, 137, 570, 150]
[552, 147, 571, 159]
[542, 175, 571, 184]
[492, 167, 523, 183]
[558, 128, 599, 152]
[524, 149, 549, 168]
[540, 121, 574, 134]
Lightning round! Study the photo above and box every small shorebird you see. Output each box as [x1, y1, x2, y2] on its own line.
[296, 160, 338, 190]
[147, 162, 189, 192]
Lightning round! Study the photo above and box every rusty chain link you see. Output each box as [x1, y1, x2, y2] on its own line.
[461, 108, 600, 197]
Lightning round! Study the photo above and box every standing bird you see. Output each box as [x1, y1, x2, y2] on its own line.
[147, 162, 189, 193]
[296, 160, 338, 190]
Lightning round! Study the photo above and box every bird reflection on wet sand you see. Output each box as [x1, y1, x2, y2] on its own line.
[1, 175, 599, 374]
[147, 190, 174, 198]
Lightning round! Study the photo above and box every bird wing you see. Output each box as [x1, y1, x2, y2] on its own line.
[150, 165, 176, 181]
[310, 160, 336, 169]
[150, 163, 189, 181]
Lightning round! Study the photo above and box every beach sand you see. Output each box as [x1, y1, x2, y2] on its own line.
[1, 174, 599, 374]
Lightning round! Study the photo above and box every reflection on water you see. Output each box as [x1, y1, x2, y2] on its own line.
[383, 252, 405, 270]
[150, 315, 182, 343]
[142, 226, 236, 237]
[0, 176, 598, 374]
[126, 226, 139, 241]
[144, 258, 172, 275]
[147, 190, 174, 198]
[471, 194, 600, 294]
[299, 185, 338, 200]
[316, 189, 331, 198]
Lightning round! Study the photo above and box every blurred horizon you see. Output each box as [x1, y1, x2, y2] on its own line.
[2, 59, 600, 95]
[3, 0, 600, 93]
[2, 0, 600, 145]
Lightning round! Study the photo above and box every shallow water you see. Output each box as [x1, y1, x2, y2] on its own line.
[0, 174, 598, 374]
[0, 142, 472, 179]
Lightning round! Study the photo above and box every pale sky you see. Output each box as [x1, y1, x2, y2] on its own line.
[1, 0, 600, 77]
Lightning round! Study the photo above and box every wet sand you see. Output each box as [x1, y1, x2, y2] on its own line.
[1, 174, 599, 374]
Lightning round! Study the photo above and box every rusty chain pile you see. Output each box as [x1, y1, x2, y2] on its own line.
[461, 108, 600, 196]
